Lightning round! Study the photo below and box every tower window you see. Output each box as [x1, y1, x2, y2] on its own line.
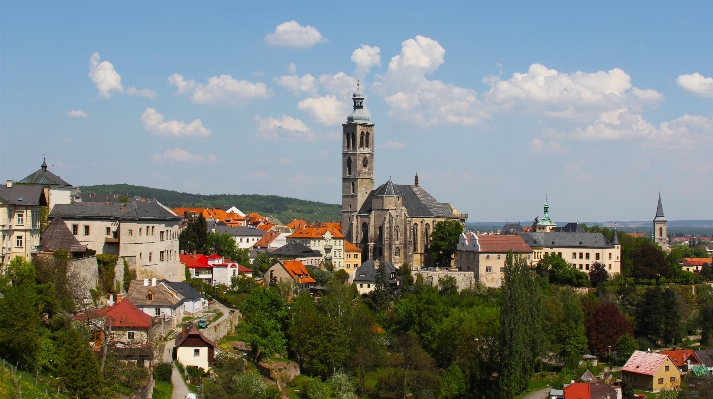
[347, 157, 352, 175]
[366, 131, 370, 148]
[659, 227, 663, 237]
[360, 132, 364, 147]
[351, 182, 355, 194]
[362, 157, 368, 167]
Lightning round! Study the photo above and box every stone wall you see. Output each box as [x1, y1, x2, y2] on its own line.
[201, 309, 241, 343]
[415, 270, 477, 292]
[67, 256, 99, 303]
[134, 260, 185, 282]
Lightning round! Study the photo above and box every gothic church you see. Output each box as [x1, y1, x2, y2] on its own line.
[340, 86, 465, 268]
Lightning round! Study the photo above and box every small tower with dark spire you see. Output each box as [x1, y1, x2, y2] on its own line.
[653, 193, 668, 248]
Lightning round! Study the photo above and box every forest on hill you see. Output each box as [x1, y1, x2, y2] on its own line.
[79, 184, 341, 223]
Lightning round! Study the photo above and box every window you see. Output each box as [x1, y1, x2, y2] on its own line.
[106, 227, 111, 236]
[16, 212, 23, 225]
[367, 284, 371, 288]
[151, 226, 155, 235]
[139, 228, 142, 236]
[497, 254, 501, 260]
[586, 264, 590, 270]
[359, 284, 363, 288]
[658, 378, 664, 384]
[160, 251, 165, 261]
[665, 366, 670, 371]
[129, 229, 133, 236]
[160, 231, 164, 241]
[500, 267, 504, 273]
[558, 252, 562, 257]
[355, 254, 358, 259]
[670, 377, 676, 382]
[347, 157, 352, 175]
[147, 291, 154, 301]
[15, 235, 23, 248]
[155, 308, 160, 316]
[595, 253, 600, 260]
[585, 253, 590, 260]
[486, 266, 492, 273]
[127, 331, 135, 340]
[84, 225, 90, 235]
[486, 255, 490, 260]
[579, 252, 583, 259]
[72, 224, 78, 235]
[139, 253, 143, 259]
[149, 252, 152, 262]
[194, 349, 200, 357]
[579, 264, 583, 270]
[395, 247, 401, 257]
[609, 253, 612, 260]
[608, 264, 611, 270]
[572, 252, 577, 259]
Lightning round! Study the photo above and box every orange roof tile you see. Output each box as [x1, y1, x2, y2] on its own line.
[287, 219, 308, 230]
[282, 260, 316, 284]
[174, 207, 212, 218]
[661, 350, 700, 367]
[682, 258, 712, 267]
[254, 230, 281, 248]
[477, 234, 532, 253]
[344, 240, 361, 252]
[257, 222, 274, 231]
[288, 226, 345, 239]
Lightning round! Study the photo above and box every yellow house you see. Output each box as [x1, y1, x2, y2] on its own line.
[0, 183, 46, 266]
[621, 351, 681, 392]
[344, 240, 362, 276]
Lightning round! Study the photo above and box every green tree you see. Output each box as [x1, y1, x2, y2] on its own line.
[238, 287, 288, 361]
[58, 326, 103, 398]
[499, 251, 542, 399]
[428, 220, 464, 266]
[614, 335, 638, 366]
[537, 253, 590, 287]
[631, 244, 670, 280]
[621, 376, 635, 399]
[635, 286, 665, 344]
[588, 262, 609, 288]
[252, 252, 275, 276]
[399, 263, 414, 290]
[661, 288, 682, 345]
[438, 274, 458, 296]
[542, 287, 588, 369]
[440, 364, 467, 399]
[368, 261, 392, 310]
[179, 214, 208, 254]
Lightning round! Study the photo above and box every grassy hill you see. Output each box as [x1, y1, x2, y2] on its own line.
[78, 184, 341, 223]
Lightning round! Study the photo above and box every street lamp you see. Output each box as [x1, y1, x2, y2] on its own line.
[608, 345, 611, 361]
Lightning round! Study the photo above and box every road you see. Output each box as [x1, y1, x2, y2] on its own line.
[523, 387, 550, 399]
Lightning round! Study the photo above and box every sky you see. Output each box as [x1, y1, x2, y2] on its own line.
[1, 1, 712, 223]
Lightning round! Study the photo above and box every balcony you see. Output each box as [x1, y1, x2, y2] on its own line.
[324, 245, 332, 251]
[105, 237, 120, 243]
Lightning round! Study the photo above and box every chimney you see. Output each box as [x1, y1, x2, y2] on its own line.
[105, 199, 110, 205]
[181, 323, 188, 336]
[5, 180, 12, 188]
[151, 278, 157, 286]
[143, 278, 149, 286]
[116, 294, 124, 304]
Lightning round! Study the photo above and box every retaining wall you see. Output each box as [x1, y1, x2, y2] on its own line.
[415, 270, 477, 292]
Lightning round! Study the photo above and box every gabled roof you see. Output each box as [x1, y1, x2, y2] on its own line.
[476, 235, 532, 253]
[180, 253, 210, 268]
[661, 349, 700, 367]
[286, 219, 308, 230]
[554, 223, 585, 233]
[358, 183, 457, 218]
[694, 349, 713, 367]
[127, 280, 181, 308]
[51, 201, 179, 221]
[162, 281, 202, 300]
[17, 159, 72, 187]
[281, 260, 316, 284]
[374, 179, 400, 197]
[40, 216, 86, 253]
[521, 232, 614, 249]
[353, 260, 398, 284]
[288, 226, 345, 240]
[175, 324, 217, 349]
[0, 185, 46, 206]
[173, 207, 212, 218]
[589, 382, 617, 399]
[269, 242, 322, 258]
[253, 230, 281, 249]
[682, 258, 712, 266]
[501, 223, 524, 234]
[579, 369, 598, 383]
[622, 351, 672, 376]
[344, 240, 361, 252]
[76, 298, 152, 329]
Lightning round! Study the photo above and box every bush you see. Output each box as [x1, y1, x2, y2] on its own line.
[153, 362, 173, 382]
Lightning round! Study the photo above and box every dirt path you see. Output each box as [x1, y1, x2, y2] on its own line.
[171, 362, 191, 399]
[523, 387, 550, 399]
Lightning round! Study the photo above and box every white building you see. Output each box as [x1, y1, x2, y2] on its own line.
[287, 226, 346, 269]
[126, 279, 184, 327]
[0, 183, 46, 266]
[210, 224, 266, 249]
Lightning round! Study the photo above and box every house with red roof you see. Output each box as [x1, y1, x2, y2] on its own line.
[455, 232, 533, 288]
[681, 258, 712, 274]
[621, 351, 681, 392]
[180, 253, 253, 286]
[661, 349, 700, 372]
[264, 260, 316, 292]
[253, 230, 288, 253]
[563, 382, 590, 399]
[344, 240, 362, 277]
[288, 226, 346, 270]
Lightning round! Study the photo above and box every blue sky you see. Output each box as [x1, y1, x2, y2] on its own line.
[1, 1, 712, 223]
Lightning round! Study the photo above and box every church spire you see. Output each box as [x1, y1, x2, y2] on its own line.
[656, 192, 665, 218]
[41, 156, 48, 171]
[346, 82, 369, 123]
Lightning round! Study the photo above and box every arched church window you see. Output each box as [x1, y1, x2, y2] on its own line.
[366, 132, 370, 148]
[362, 157, 368, 168]
[659, 227, 663, 237]
[413, 224, 419, 252]
[346, 157, 352, 175]
[361, 223, 369, 244]
[378, 225, 383, 243]
[352, 133, 356, 149]
[351, 182, 355, 194]
[425, 224, 430, 250]
[395, 247, 401, 257]
[378, 247, 383, 258]
[395, 226, 400, 241]
[360, 132, 364, 148]
[345, 133, 350, 149]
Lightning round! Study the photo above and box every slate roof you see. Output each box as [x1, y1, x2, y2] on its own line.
[17, 159, 72, 187]
[590, 382, 617, 399]
[521, 232, 614, 249]
[127, 280, 182, 308]
[0, 185, 46, 206]
[40, 217, 86, 253]
[211, 224, 266, 237]
[358, 183, 456, 218]
[622, 351, 671, 376]
[373, 179, 400, 196]
[694, 350, 713, 367]
[50, 200, 179, 221]
[501, 223, 524, 234]
[269, 242, 322, 258]
[579, 370, 598, 383]
[656, 193, 666, 218]
[554, 223, 585, 233]
[353, 259, 398, 285]
[162, 281, 202, 300]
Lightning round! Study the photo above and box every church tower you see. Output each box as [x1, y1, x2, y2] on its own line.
[653, 193, 668, 247]
[341, 84, 374, 243]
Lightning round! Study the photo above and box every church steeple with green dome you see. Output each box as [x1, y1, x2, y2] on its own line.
[346, 81, 370, 124]
[535, 196, 557, 232]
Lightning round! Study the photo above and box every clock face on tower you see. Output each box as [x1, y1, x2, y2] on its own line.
[362, 157, 369, 167]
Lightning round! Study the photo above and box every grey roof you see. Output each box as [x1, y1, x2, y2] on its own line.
[40, 217, 86, 253]
[211, 224, 266, 237]
[353, 259, 398, 284]
[612, 229, 620, 245]
[655, 193, 666, 219]
[374, 179, 400, 197]
[502, 223, 524, 234]
[358, 183, 456, 218]
[269, 242, 322, 258]
[0, 185, 46, 206]
[76, 192, 127, 203]
[695, 350, 713, 367]
[50, 201, 179, 221]
[554, 223, 585, 233]
[127, 280, 182, 308]
[162, 281, 201, 300]
[17, 159, 72, 187]
[521, 232, 614, 249]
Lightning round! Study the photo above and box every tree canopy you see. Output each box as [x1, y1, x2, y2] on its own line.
[428, 220, 464, 266]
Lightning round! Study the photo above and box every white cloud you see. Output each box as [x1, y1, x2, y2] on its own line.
[677, 73, 713, 98]
[352, 45, 381, 74]
[274, 72, 317, 95]
[168, 73, 271, 105]
[484, 64, 663, 118]
[319, 72, 359, 99]
[67, 110, 89, 118]
[298, 95, 349, 126]
[127, 87, 158, 99]
[88, 52, 123, 98]
[374, 35, 488, 125]
[280, 157, 292, 164]
[151, 148, 214, 163]
[379, 140, 406, 149]
[141, 108, 211, 137]
[255, 115, 316, 140]
[527, 138, 569, 153]
[265, 20, 326, 48]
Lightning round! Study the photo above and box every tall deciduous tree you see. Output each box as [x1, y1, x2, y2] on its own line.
[58, 327, 103, 399]
[588, 262, 609, 287]
[237, 287, 287, 361]
[179, 214, 208, 254]
[631, 244, 670, 280]
[499, 252, 542, 399]
[585, 302, 634, 356]
[428, 220, 464, 266]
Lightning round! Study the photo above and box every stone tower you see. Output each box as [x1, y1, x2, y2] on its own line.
[653, 193, 668, 247]
[341, 84, 374, 243]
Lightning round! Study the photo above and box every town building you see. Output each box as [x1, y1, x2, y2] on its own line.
[180, 253, 252, 286]
[353, 259, 400, 295]
[268, 241, 322, 267]
[681, 257, 712, 274]
[264, 260, 316, 292]
[252, 230, 288, 253]
[653, 194, 670, 251]
[344, 240, 362, 276]
[126, 279, 184, 327]
[16, 158, 73, 210]
[0, 183, 46, 266]
[339, 86, 466, 268]
[621, 350, 681, 392]
[162, 281, 204, 314]
[661, 349, 700, 373]
[49, 200, 184, 280]
[210, 224, 266, 249]
[174, 324, 216, 371]
[287, 226, 345, 269]
[39, 216, 87, 257]
[455, 232, 533, 287]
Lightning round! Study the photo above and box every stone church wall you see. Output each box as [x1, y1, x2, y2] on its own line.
[415, 270, 477, 292]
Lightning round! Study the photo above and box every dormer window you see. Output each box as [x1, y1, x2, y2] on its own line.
[146, 290, 154, 301]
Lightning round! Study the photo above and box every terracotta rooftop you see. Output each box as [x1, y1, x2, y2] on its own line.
[282, 260, 316, 284]
[344, 240, 361, 252]
[622, 351, 670, 376]
[254, 230, 281, 248]
[661, 349, 700, 367]
[477, 234, 532, 253]
[76, 298, 152, 329]
[286, 219, 308, 230]
[682, 258, 712, 267]
[288, 226, 345, 239]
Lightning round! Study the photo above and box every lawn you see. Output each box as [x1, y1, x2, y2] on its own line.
[152, 380, 173, 399]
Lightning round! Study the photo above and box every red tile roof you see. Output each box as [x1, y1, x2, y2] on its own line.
[76, 299, 152, 329]
[254, 230, 281, 248]
[282, 260, 316, 284]
[477, 234, 532, 253]
[238, 265, 253, 273]
[661, 349, 700, 367]
[286, 219, 308, 230]
[344, 240, 361, 252]
[180, 253, 210, 268]
[563, 382, 590, 399]
[682, 258, 712, 267]
[622, 351, 670, 376]
[288, 226, 345, 239]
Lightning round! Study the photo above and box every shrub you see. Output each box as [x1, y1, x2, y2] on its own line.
[153, 362, 173, 382]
